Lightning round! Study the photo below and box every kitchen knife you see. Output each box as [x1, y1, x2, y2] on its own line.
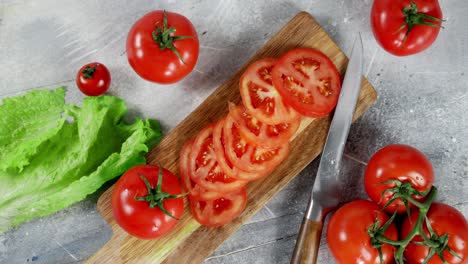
[290, 34, 364, 264]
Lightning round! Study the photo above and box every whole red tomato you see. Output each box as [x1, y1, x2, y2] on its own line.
[401, 203, 468, 264]
[126, 10, 199, 84]
[111, 165, 184, 239]
[76, 62, 111, 96]
[327, 200, 398, 264]
[371, 0, 443, 56]
[364, 144, 434, 214]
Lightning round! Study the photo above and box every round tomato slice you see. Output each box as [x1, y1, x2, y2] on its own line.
[240, 58, 300, 125]
[189, 124, 247, 193]
[271, 48, 341, 117]
[190, 187, 247, 227]
[224, 114, 289, 173]
[228, 103, 300, 148]
[213, 117, 263, 181]
[179, 140, 224, 201]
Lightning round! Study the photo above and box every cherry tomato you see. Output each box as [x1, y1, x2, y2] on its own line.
[228, 103, 300, 148]
[401, 203, 468, 264]
[240, 58, 300, 125]
[190, 187, 247, 227]
[364, 144, 434, 214]
[126, 10, 199, 84]
[327, 200, 398, 264]
[111, 165, 184, 239]
[371, 0, 443, 56]
[179, 140, 224, 201]
[212, 117, 263, 181]
[223, 114, 289, 173]
[271, 48, 341, 117]
[76, 62, 111, 96]
[189, 124, 247, 193]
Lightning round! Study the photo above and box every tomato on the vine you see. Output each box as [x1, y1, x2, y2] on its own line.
[364, 144, 434, 214]
[371, 0, 444, 56]
[327, 200, 398, 264]
[76, 62, 111, 96]
[126, 10, 199, 84]
[401, 202, 468, 264]
[111, 165, 184, 239]
[271, 48, 341, 117]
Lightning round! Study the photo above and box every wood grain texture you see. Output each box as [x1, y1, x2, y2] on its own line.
[290, 219, 323, 264]
[87, 11, 377, 264]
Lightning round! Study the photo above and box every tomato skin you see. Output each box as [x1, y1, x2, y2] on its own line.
[190, 187, 247, 227]
[126, 10, 199, 84]
[111, 165, 184, 239]
[327, 200, 398, 264]
[371, 0, 443, 56]
[271, 48, 341, 117]
[364, 144, 434, 214]
[76, 62, 111, 96]
[401, 203, 468, 264]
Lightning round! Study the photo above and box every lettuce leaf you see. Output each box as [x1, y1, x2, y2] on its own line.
[0, 88, 162, 232]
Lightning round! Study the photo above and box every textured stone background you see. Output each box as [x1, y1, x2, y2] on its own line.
[0, 0, 466, 263]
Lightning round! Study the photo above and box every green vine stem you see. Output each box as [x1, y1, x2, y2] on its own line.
[396, 2, 445, 43]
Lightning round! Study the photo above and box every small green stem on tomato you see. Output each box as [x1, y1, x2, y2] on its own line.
[82, 64, 98, 79]
[152, 10, 193, 64]
[396, 2, 445, 44]
[134, 167, 186, 220]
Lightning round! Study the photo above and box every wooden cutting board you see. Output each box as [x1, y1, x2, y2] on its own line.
[87, 11, 377, 264]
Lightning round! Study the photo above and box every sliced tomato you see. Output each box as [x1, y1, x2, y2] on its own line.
[213, 117, 263, 181]
[190, 187, 247, 227]
[189, 124, 247, 193]
[240, 58, 300, 125]
[179, 140, 224, 200]
[223, 114, 289, 173]
[271, 48, 341, 117]
[228, 103, 300, 148]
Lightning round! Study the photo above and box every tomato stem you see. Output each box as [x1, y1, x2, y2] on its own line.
[82, 64, 98, 79]
[152, 10, 193, 64]
[397, 2, 445, 44]
[134, 168, 186, 220]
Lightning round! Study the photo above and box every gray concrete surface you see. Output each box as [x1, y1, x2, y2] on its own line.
[0, 0, 467, 263]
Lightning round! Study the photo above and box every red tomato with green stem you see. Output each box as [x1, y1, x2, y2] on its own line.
[327, 200, 398, 264]
[126, 10, 199, 84]
[371, 0, 444, 56]
[271, 48, 342, 117]
[111, 165, 185, 239]
[76, 62, 111, 96]
[401, 202, 468, 264]
[364, 144, 434, 214]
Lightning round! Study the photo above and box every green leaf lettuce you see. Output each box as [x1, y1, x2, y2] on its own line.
[0, 88, 162, 232]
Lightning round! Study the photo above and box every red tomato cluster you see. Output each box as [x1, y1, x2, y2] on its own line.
[326, 145, 468, 264]
[181, 48, 342, 226]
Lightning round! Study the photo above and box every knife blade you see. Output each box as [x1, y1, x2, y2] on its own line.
[290, 34, 364, 264]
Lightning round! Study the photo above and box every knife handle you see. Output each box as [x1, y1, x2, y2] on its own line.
[290, 217, 323, 264]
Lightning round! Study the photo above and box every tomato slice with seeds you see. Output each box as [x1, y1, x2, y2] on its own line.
[213, 117, 263, 181]
[228, 103, 300, 148]
[240, 58, 300, 125]
[271, 48, 341, 117]
[190, 187, 247, 227]
[179, 140, 224, 200]
[224, 114, 289, 173]
[189, 123, 247, 193]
